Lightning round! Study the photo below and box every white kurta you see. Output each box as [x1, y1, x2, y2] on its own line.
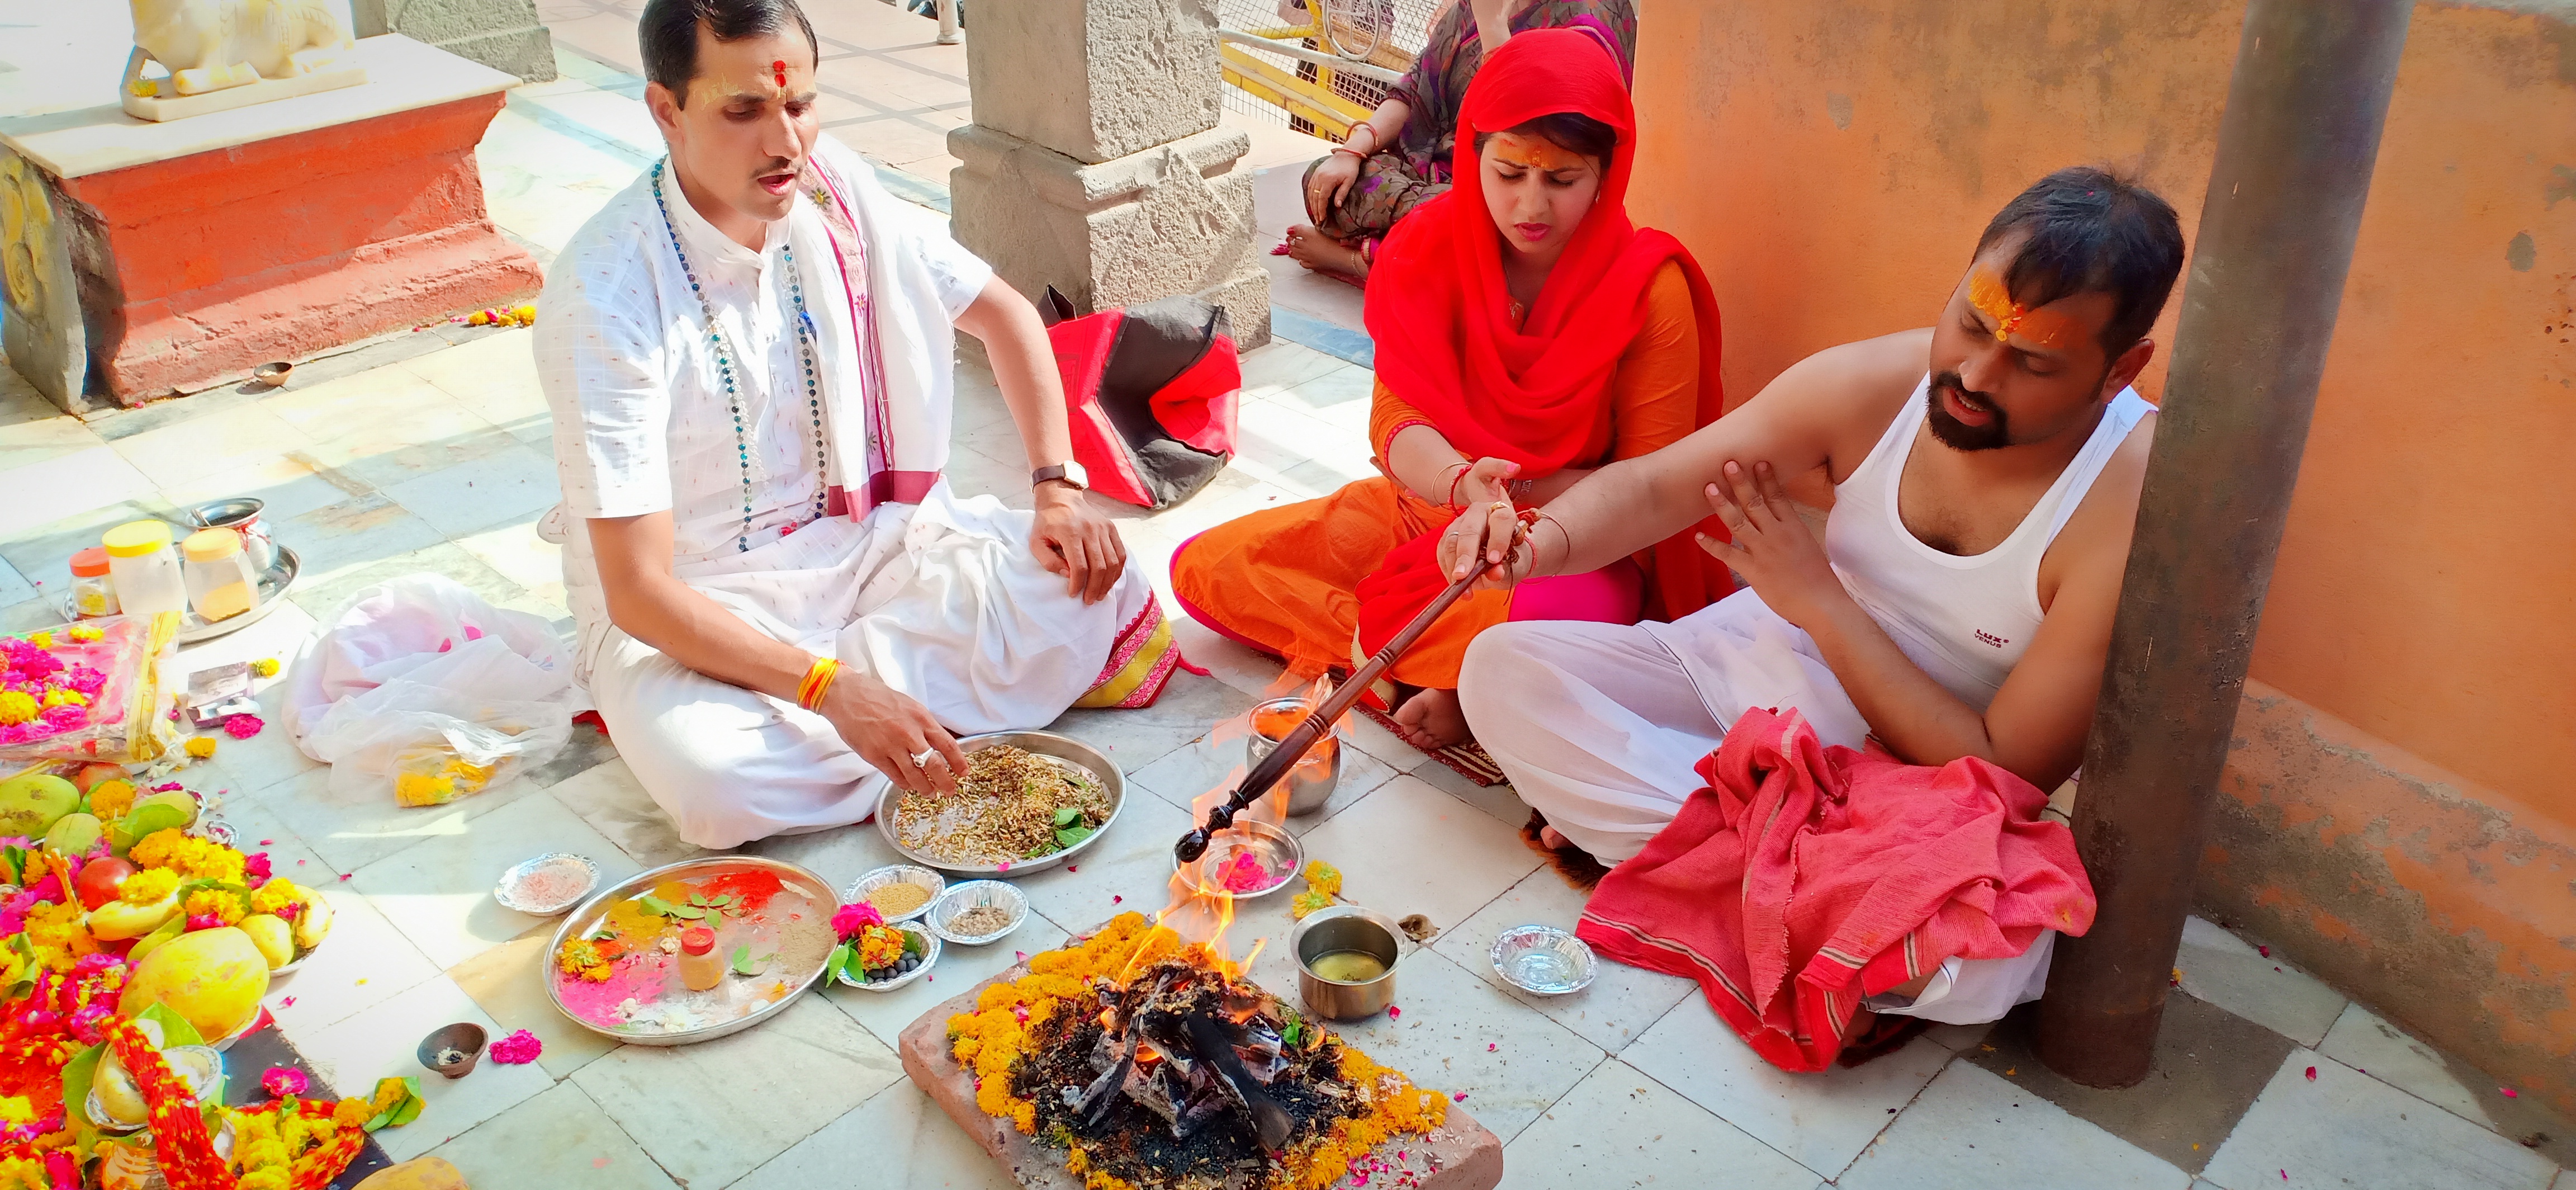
[534, 136, 1152, 848]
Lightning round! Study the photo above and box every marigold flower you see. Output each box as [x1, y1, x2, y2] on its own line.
[119, 868, 179, 904]
[183, 890, 245, 927]
[183, 736, 217, 759]
[252, 657, 281, 678]
[0, 692, 34, 726]
[65, 625, 101, 644]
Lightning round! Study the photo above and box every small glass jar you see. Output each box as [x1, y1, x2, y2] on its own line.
[678, 926, 724, 992]
[181, 528, 262, 623]
[68, 547, 119, 619]
[101, 521, 187, 617]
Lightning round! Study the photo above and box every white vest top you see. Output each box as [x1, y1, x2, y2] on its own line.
[1822, 375, 2154, 712]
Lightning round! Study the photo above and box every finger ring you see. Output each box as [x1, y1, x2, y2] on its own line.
[1490, 500, 1512, 513]
[910, 749, 936, 768]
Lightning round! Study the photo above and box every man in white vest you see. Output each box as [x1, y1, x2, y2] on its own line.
[536, 0, 1159, 848]
[1447, 168, 2186, 1024]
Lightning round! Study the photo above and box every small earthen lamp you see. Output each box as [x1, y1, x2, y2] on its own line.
[416, 1022, 488, 1079]
[250, 362, 292, 388]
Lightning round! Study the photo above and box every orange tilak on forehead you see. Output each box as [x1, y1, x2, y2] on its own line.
[1488, 131, 1587, 173]
[1968, 268, 2081, 352]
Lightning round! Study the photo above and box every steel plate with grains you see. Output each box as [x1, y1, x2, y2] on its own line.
[893, 745, 1114, 866]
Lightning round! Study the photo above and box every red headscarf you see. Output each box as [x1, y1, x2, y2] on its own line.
[1362, 27, 1732, 618]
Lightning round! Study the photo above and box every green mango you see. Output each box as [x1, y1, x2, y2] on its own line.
[42, 812, 103, 857]
[127, 789, 198, 832]
[0, 774, 79, 839]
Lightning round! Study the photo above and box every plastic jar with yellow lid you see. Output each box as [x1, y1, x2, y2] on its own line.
[102, 521, 187, 616]
[181, 528, 262, 623]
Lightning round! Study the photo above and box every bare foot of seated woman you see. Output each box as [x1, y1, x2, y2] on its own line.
[1284, 224, 1369, 278]
[1391, 686, 1471, 749]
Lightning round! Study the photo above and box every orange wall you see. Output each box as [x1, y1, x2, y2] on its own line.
[1628, 0, 2574, 825]
[1623, 0, 2576, 1106]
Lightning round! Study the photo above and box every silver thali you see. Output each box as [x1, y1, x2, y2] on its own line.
[543, 855, 837, 1046]
[874, 730, 1124, 877]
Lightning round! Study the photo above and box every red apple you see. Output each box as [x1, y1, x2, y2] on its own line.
[74, 856, 135, 911]
[69, 763, 128, 794]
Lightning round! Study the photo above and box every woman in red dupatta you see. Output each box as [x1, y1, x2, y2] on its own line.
[1171, 29, 1731, 758]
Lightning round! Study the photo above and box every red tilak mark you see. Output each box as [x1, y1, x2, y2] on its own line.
[773, 59, 787, 87]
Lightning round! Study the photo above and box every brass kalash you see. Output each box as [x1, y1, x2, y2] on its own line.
[911, 565, 1499, 1189]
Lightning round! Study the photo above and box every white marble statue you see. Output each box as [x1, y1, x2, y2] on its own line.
[126, 0, 354, 98]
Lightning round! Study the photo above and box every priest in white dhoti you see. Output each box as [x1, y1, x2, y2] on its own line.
[534, 0, 1170, 848]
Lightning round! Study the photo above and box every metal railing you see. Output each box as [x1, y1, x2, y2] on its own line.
[1216, 0, 1433, 139]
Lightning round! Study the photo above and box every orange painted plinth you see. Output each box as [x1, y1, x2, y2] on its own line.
[54, 93, 540, 404]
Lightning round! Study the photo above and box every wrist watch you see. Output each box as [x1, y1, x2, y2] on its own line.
[1032, 461, 1088, 491]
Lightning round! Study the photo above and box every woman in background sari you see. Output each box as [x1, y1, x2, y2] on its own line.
[1281, 0, 1637, 282]
[1176, 29, 1731, 754]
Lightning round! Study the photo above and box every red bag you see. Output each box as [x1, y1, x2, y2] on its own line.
[1040, 288, 1240, 509]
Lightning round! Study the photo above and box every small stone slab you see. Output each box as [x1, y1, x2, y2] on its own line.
[898, 964, 1504, 1190]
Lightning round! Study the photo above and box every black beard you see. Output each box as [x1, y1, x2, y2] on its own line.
[1925, 371, 2011, 451]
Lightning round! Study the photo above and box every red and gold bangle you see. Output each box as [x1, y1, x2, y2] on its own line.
[795, 657, 840, 711]
[1442, 461, 1474, 509]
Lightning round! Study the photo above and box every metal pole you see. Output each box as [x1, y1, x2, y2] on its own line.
[2032, 0, 2413, 1088]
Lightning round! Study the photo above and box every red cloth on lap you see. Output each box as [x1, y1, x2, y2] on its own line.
[1576, 707, 2095, 1071]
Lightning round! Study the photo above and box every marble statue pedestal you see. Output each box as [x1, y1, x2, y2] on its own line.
[0, 35, 542, 409]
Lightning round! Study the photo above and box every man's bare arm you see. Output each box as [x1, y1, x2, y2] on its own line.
[591, 511, 812, 698]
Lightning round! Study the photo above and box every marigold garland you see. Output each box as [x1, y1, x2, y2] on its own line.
[943, 913, 1447, 1190]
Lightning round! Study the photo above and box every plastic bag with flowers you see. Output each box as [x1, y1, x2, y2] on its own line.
[0, 616, 182, 767]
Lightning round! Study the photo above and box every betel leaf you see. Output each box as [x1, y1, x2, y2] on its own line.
[900, 929, 923, 958]
[638, 895, 677, 917]
[827, 942, 851, 978]
[730, 944, 756, 976]
[671, 905, 705, 920]
[1052, 806, 1081, 828]
[135, 1002, 206, 1048]
[1055, 825, 1095, 850]
[707, 895, 733, 907]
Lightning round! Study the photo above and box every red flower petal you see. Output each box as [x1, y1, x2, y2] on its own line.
[2305, 1066, 2317, 1080]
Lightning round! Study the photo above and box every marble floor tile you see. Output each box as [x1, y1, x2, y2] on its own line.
[172, 597, 318, 683]
[731, 1081, 1019, 1190]
[1838, 1062, 2191, 1190]
[546, 756, 705, 868]
[825, 917, 1073, 1052]
[1236, 341, 1349, 399]
[1967, 994, 2293, 1175]
[0, 391, 104, 470]
[1253, 941, 1606, 1143]
[1622, 996, 1951, 1180]
[110, 402, 316, 489]
[381, 442, 562, 539]
[276, 492, 450, 580]
[1432, 867, 1694, 1056]
[0, 557, 30, 606]
[2176, 917, 2347, 1047]
[1163, 613, 1290, 700]
[0, 445, 160, 538]
[195, 684, 328, 799]
[297, 974, 556, 1162]
[1043, 667, 1259, 776]
[1294, 772, 1540, 935]
[306, 417, 525, 497]
[451, 517, 566, 600]
[214, 796, 444, 1034]
[158, 451, 375, 525]
[427, 1081, 676, 1190]
[1125, 719, 1400, 836]
[400, 325, 550, 438]
[1501, 1056, 1819, 1190]
[1009, 789, 1201, 932]
[2317, 1002, 2496, 1128]
[447, 930, 621, 1080]
[1408, 753, 1533, 830]
[287, 540, 524, 621]
[350, 789, 644, 970]
[523, 719, 619, 788]
[571, 995, 905, 1188]
[236, 763, 542, 876]
[258, 361, 473, 437]
[2202, 1050, 2558, 1190]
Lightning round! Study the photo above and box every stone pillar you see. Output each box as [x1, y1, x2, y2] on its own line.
[948, 0, 1269, 347]
[352, 0, 557, 83]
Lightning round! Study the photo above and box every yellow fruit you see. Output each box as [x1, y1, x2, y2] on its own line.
[291, 889, 334, 950]
[93, 1060, 146, 1126]
[0, 773, 78, 837]
[240, 914, 294, 969]
[118, 927, 270, 1041]
[86, 893, 178, 941]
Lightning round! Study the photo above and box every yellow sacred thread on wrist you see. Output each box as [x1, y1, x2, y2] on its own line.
[797, 657, 840, 711]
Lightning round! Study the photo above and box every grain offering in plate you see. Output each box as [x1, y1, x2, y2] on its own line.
[892, 745, 1112, 866]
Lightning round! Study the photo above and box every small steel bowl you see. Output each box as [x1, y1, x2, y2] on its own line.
[88, 1043, 224, 1132]
[1172, 818, 1302, 899]
[250, 362, 291, 388]
[842, 864, 946, 924]
[494, 852, 601, 916]
[1490, 924, 1598, 995]
[1293, 904, 1405, 1021]
[925, 880, 1028, 946]
[834, 920, 940, 993]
